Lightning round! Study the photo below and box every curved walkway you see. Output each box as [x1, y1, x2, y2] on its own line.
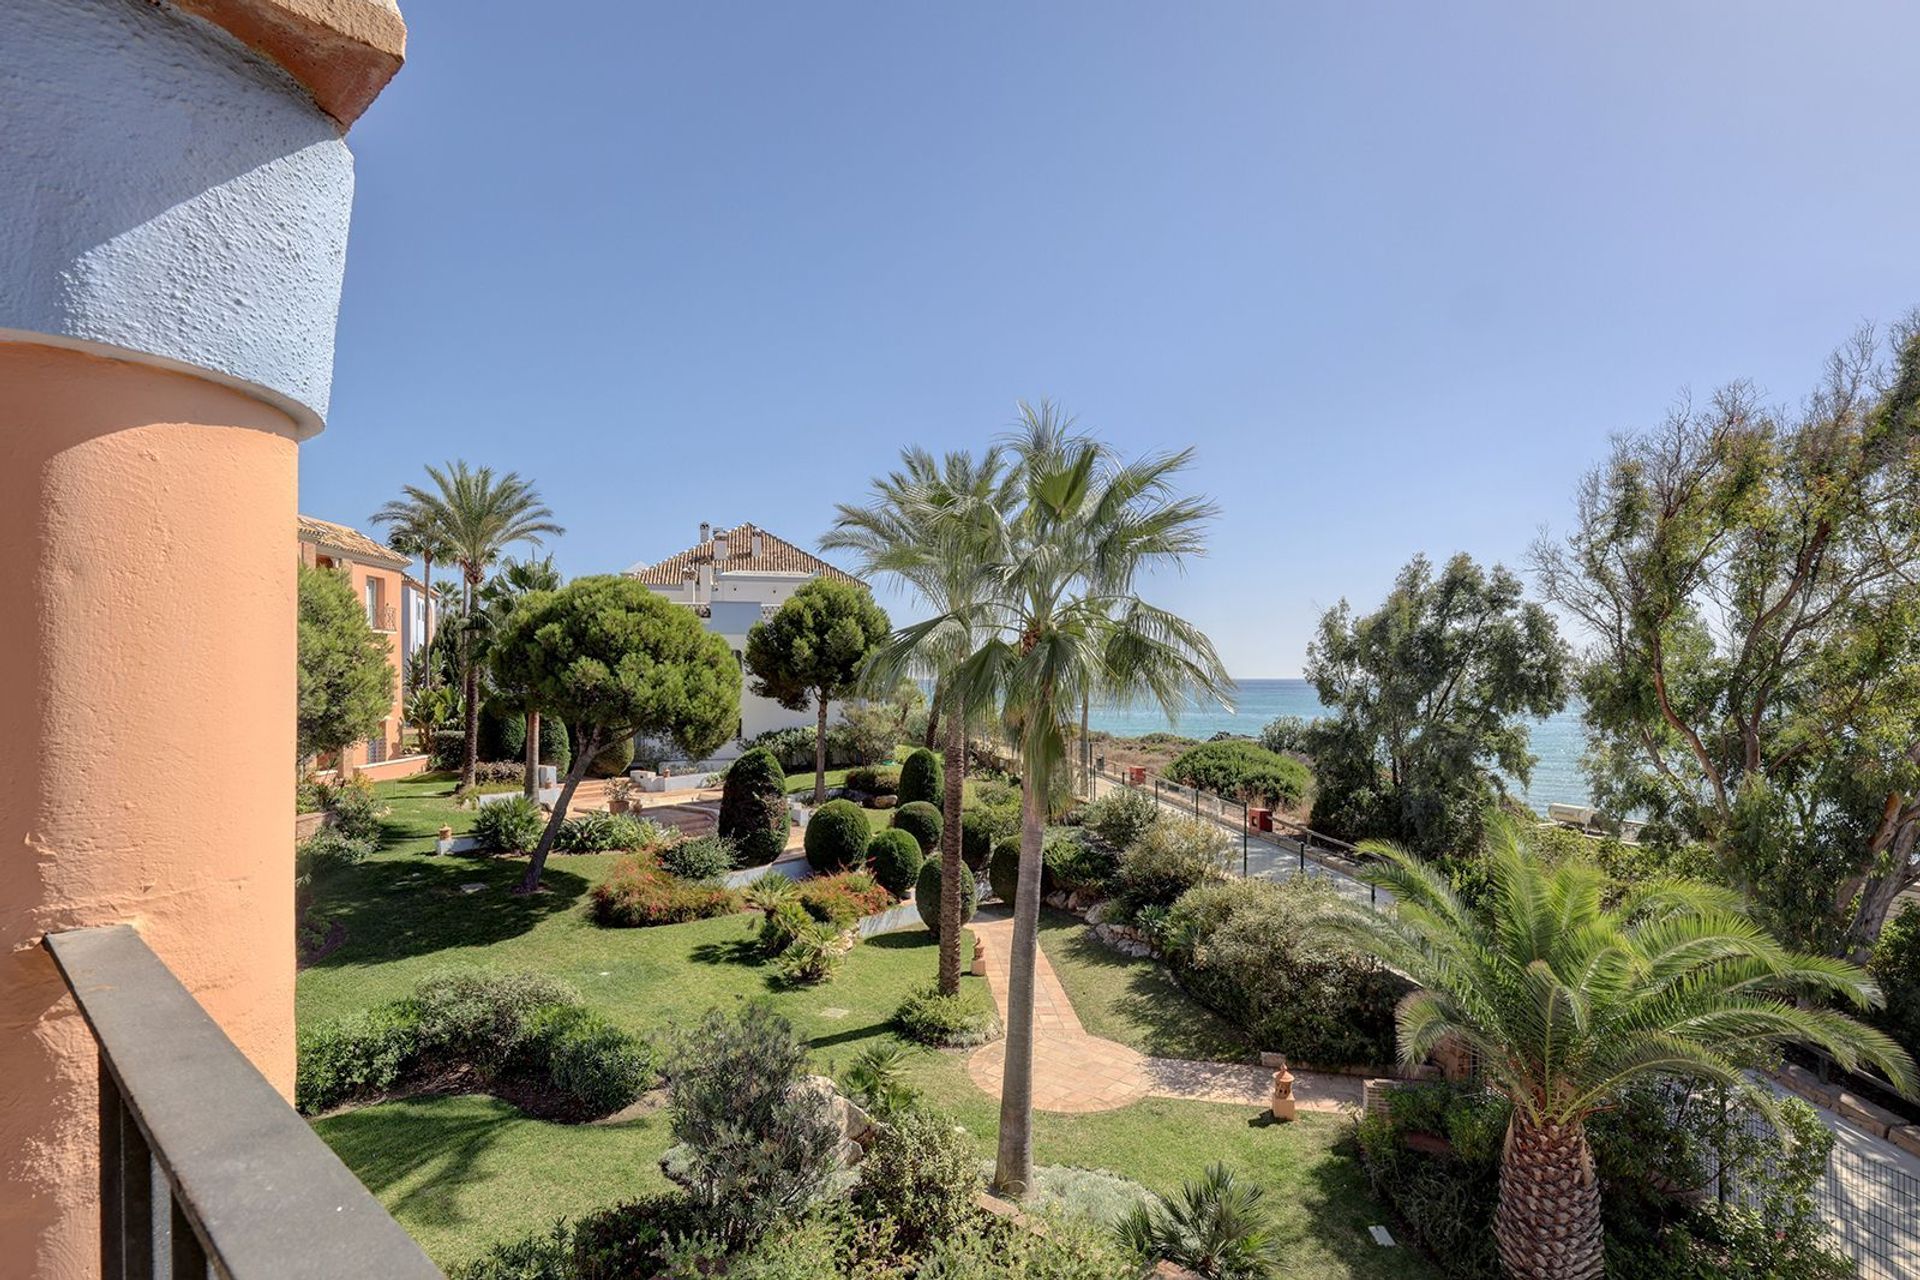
[964, 913, 1363, 1115]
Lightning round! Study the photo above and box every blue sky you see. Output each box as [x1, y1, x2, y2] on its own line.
[305, 1, 1920, 677]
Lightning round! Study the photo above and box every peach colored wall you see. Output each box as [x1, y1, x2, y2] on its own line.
[0, 341, 300, 1275]
[299, 553, 413, 770]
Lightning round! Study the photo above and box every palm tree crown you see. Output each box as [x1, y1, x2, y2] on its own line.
[1325, 817, 1914, 1279]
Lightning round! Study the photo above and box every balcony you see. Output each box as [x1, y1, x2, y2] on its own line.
[369, 602, 398, 632]
[43, 925, 443, 1279]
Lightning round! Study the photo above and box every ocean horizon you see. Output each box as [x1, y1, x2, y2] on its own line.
[1082, 676, 1590, 811]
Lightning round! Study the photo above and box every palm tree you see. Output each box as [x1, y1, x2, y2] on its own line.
[480, 556, 562, 797]
[370, 497, 453, 673]
[924, 403, 1231, 1195]
[1117, 1163, 1284, 1279]
[824, 445, 1013, 995]
[396, 462, 563, 789]
[1322, 817, 1916, 1280]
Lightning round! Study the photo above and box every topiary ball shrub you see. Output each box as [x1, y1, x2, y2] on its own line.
[960, 810, 997, 871]
[897, 748, 944, 808]
[988, 837, 1022, 905]
[892, 801, 943, 856]
[718, 747, 790, 867]
[588, 735, 637, 779]
[914, 860, 977, 938]
[473, 795, 545, 853]
[867, 827, 924, 898]
[804, 798, 870, 873]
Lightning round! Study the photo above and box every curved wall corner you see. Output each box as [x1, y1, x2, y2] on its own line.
[0, 0, 358, 435]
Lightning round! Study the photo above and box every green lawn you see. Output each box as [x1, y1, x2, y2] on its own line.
[303, 777, 1432, 1278]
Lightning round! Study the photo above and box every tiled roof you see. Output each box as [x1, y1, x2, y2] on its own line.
[625, 523, 862, 587]
[297, 514, 410, 569]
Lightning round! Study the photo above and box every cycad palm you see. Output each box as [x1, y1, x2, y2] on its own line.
[1326, 817, 1915, 1280]
[1117, 1163, 1284, 1280]
[930, 402, 1231, 1194]
[824, 445, 1012, 995]
[397, 462, 562, 789]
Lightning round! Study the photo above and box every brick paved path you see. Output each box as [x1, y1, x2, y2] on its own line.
[964, 913, 1363, 1115]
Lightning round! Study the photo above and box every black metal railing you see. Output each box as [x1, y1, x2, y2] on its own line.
[44, 924, 443, 1280]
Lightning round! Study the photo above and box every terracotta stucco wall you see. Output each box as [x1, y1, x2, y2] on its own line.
[0, 342, 300, 1274]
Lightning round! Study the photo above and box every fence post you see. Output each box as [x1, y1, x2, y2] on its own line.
[1241, 806, 1248, 877]
[1153, 779, 1160, 806]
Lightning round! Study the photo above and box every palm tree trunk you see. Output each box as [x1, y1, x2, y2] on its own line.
[992, 759, 1047, 1197]
[523, 710, 540, 799]
[522, 738, 595, 893]
[924, 693, 941, 751]
[937, 702, 966, 995]
[1079, 694, 1090, 796]
[460, 573, 479, 791]
[421, 551, 435, 680]
[1494, 1115, 1604, 1280]
[813, 696, 829, 805]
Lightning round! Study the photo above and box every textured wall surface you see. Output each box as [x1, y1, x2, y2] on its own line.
[0, 343, 300, 1276]
[0, 0, 356, 431]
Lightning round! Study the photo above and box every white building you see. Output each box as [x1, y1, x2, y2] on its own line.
[625, 522, 866, 755]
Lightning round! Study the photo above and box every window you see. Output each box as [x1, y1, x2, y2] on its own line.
[364, 576, 381, 624]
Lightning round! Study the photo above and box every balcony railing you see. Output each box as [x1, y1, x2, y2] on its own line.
[370, 602, 398, 631]
[44, 924, 443, 1279]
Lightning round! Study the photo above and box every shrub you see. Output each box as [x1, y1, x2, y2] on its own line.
[839, 1042, 918, 1117]
[1047, 833, 1119, 896]
[988, 837, 1024, 904]
[295, 1001, 420, 1113]
[866, 827, 924, 897]
[591, 855, 740, 927]
[661, 834, 736, 882]
[1872, 903, 1920, 1065]
[1163, 877, 1400, 1067]
[555, 810, 654, 853]
[914, 859, 977, 938]
[803, 799, 870, 872]
[413, 967, 580, 1070]
[853, 1108, 981, 1252]
[524, 1004, 655, 1117]
[893, 982, 999, 1047]
[797, 871, 893, 927]
[1166, 739, 1311, 809]
[718, 747, 791, 867]
[473, 795, 546, 853]
[960, 807, 1012, 870]
[588, 735, 636, 778]
[499, 712, 572, 773]
[773, 922, 856, 986]
[1113, 817, 1233, 914]
[296, 828, 374, 883]
[739, 725, 821, 772]
[317, 774, 385, 842]
[664, 1005, 841, 1244]
[844, 764, 902, 797]
[891, 800, 943, 855]
[1257, 715, 1314, 757]
[1083, 787, 1161, 851]
[897, 747, 944, 807]
[447, 1219, 577, 1280]
[759, 898, 814, 956]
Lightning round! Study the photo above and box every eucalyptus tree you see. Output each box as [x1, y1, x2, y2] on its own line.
[918, 403, 1231, 1195]
[824, 445, 1013, 995]
[370, 497, 453, 671]
[1322, 816, 1914, 1280]
[1532, 319, 1920, 956]
[393, 461, 562, 790]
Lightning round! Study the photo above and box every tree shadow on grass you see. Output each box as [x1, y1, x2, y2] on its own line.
[1296, 1124, 1443, 1279]
[689, 938, 763, 967]
[312, 1097, 519, 1230]
[304, 855, 590, 970]
[861, 930, 939, 955]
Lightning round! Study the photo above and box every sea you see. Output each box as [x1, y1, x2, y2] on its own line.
[1083, 677, 1591, 812]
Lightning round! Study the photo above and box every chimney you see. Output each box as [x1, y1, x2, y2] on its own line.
[752, 532, 764, 557]
[698, 520, 711, 544]
[714, 535, 729, 562]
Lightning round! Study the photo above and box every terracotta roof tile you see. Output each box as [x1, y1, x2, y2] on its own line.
[624, 523, 862, 587]
[297, 514, 410, 569]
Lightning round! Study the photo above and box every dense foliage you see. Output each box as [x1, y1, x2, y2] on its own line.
[296, 562, 395, 767]
[852, 1108, 981, 1253]
[914, 859, 976, 937]
[891, 800, 943, 855]
[744, 577, 892, 802]
[719, 747, 791, 866]
[1533, 320, 1920, 955]
[1110, 816, 1233, 919]
[897, 747, 944, 807]
[804, 799, 871, 872]
[588, 854, 740, 927]
[1305, 552, 1567, 853]
[866, 827, 924, 898]
[472, 795, 545, 853]
[1166, 739, 1311, 809]
[892, 982, 999, 1047]
[1081, 787, 1163, 852]
[660, 834, 736, 881]
[1871, 903, 1920, 1068]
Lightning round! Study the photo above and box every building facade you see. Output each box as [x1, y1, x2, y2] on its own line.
[298, 515, 433, 779]
[626, 522, 864, 754]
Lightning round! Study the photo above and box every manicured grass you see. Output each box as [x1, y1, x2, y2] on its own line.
[303, 778, 1432, 1278]
[1038, 909, 1251, 1062]
[785, 766, 855, 795]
